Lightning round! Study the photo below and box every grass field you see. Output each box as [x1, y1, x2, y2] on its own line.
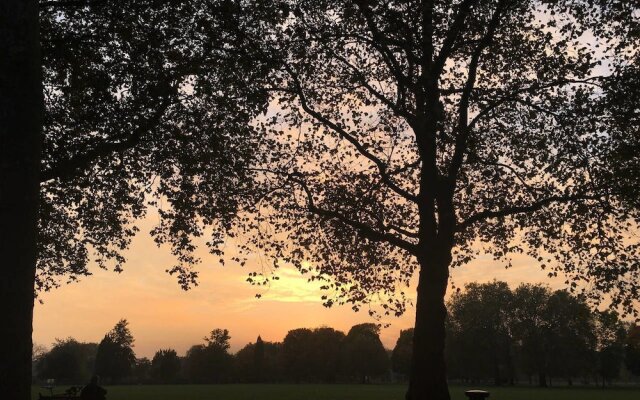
[32, 383, 640, 400]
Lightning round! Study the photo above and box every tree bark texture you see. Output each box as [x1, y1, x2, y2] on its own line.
[0, 1, 43, 399]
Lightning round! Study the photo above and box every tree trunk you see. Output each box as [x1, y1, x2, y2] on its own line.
[506, 343, 515, 385]
[0, 1, 43, 399]
[406, 252, 451, 400]
[538, 373, 547, 387]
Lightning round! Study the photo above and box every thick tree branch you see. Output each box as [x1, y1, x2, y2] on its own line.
[448, 2, 504, 181]
[431, 0, 479, 76]
[40, 99, 171, 182]
[458, 193, 604, 231]
[389, 158, 421, 176]
[421, 0, 434, 70]
[330, 52, 414, 120]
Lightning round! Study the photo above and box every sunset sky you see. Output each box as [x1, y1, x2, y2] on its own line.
[29, 7, 630, 361]
[32, 207, 569, 359]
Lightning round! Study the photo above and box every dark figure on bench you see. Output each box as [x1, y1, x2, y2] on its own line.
[80, 376, 107, 400]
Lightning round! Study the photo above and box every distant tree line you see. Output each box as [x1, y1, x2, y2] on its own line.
[393, 282, 640, 387]
[33, 283, 640, 386]
[33, 320, 390, 385]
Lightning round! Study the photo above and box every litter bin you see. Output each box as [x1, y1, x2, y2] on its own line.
[465, 390, 490, 399]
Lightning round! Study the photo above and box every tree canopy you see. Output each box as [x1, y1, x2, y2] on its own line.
[226, 0, 640, 315]
[150, 349, 181, 384]
[222, 4, 638, 396]
[37, 0, 640, 314]
[37, 0, 285, 290]
[34, 1, 640, 399]
[35, 338, 97, 384]
[341, 323, 390, 382]
[183, 328, 234, 384]
[94, 319, 136, 383]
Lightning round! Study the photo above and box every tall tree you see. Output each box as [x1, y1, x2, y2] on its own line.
[625, 324, 640, 377]
[281, 327, 346, 383]
[235, 337, 285, 383]
[4, 2, 284, 398]
[94, 319, 136, 383]
[309, 327, 346, 383]
[0, 1, 43, 399]
[511, 284, 552, 386]
[447, 281, 514, 384]
[282, 328, 315, 383]
[341, 323, 389, 382]
[184, 328, 234, 383]
[36, 338, 98, 384]
[544, 290, 595, 385]
[594, 310, 626, 387]
[391, 329, 414, 378]
[151, 349, 181, 384]
[226, 1, 639, 398]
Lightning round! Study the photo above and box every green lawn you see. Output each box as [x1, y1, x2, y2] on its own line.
[32, 383, 640, 400]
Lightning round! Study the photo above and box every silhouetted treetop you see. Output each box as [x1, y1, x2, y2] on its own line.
[94, 319, 136, 383]
[205, 328, 232, 351]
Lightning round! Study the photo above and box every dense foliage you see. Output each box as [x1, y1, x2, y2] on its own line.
[38, 0, 640, 315]
[37, 0, 284, 291]
[390, 282, 631, 387]
[150, 349, 181, 384]
[35, 339, 97, 384]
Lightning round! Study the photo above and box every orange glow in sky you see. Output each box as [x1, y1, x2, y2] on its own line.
[33, 211, 564, 358]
